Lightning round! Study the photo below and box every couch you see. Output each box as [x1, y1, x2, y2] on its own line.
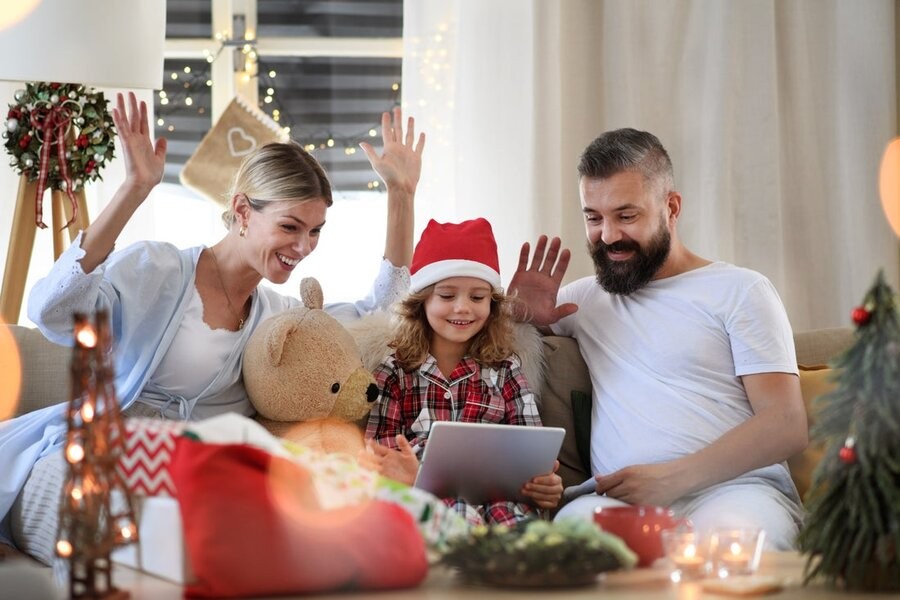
[7, 323, 855, 501]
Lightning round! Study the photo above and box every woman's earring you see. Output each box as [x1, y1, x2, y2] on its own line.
[239, 225, 247, 237]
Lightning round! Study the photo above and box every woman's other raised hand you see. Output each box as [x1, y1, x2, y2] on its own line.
[360, 106, 425, 196]
[111, 91, 167, 195]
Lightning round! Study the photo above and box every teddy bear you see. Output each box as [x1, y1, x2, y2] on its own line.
[242, 277, 378, 455]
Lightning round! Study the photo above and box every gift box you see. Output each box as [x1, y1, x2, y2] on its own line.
[117, 417, 186, 497]
[111, 495, 195, 585]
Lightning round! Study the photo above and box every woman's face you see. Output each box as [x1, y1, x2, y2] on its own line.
[243, 198, 328, 284]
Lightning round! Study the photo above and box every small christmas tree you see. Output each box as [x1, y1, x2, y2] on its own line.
[798, 270, 900, 591]
[57, 312, 137, 599]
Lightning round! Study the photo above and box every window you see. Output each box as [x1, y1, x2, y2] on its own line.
[154, 0, 403, 302]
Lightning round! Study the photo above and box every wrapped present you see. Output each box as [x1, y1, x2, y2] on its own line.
[281, 439, 469, 558]
[117, 417, 186, 497]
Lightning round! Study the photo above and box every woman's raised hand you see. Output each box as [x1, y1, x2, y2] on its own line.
[360, 107, 425, 196]
[111, 92, 167, 194]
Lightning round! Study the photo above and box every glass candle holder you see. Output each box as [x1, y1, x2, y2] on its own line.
[709, 527, 765, 578]
[662, 529, 709, 582]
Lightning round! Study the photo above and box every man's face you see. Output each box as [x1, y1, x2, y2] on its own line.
[580, 171, 672, 295]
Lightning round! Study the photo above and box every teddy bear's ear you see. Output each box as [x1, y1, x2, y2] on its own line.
[300, 277, 324, 310]
[264, 317, 295, 366]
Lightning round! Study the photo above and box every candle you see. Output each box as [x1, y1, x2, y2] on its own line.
[721, 553, 750, 569]
[710, 528, 764, 577]
[673, 554, 706, 569]
[663, 531, 709, 581]
[720, 542, 750, 569]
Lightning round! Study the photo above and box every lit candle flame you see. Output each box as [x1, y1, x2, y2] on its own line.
[56, 540, 73, 557]
[81, 402, 94, 422]
[684, 543, 697, 558]
[71, 487, 83, 501]
[121, 525, 133, 539]
[730, 542, 742, 555]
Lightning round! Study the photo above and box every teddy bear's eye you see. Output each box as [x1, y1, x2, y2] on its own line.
[331, 382, 340, 394]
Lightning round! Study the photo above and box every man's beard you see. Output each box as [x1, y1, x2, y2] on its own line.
[589, 220, 671, 295]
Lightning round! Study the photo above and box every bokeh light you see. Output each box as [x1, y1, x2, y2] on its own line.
[0, 0, 41, 31]
[878, 137, 900, 238]
[0, 323, 22, 420]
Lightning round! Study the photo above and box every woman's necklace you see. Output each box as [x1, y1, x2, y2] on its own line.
[208, 247, 246, 330]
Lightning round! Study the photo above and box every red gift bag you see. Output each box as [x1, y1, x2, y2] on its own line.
[170, 437, 428, 598]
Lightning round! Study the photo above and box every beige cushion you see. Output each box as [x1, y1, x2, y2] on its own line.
[9, 325, 70, 417]
[787, 365, 837, 500]
[536, 336, 592, 489]
[794, 327, 854, 367]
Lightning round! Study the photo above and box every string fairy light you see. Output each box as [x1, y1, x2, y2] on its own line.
[153, 21, 403, 191]
[155, 51, 401, 191]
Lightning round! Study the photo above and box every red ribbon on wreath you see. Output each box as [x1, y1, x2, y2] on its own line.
[29, 101, 80, 230]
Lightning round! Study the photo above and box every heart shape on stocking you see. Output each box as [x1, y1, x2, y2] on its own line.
[227, 127, 257, 157]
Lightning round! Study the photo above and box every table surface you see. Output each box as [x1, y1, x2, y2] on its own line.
[110, 551, 899, 599]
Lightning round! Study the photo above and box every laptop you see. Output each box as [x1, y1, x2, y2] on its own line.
[413, 421, 566, 504]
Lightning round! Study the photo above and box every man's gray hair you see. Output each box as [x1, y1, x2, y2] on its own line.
[577, 128, 674, 193]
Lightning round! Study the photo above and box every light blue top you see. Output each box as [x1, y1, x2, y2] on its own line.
[0, 234, 409, 543]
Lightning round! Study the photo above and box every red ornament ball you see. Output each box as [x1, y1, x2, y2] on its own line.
[839, 445, 857, 464]
[851, 306, 871, 326]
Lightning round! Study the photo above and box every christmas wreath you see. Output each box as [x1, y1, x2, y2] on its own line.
[441, 518, 637, 587]
[3, 82, 116, 228]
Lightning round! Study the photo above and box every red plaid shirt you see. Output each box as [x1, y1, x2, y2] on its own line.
[365, 353, 543, 525]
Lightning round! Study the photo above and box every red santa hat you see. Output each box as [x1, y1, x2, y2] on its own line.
[409, 218, 502, 293]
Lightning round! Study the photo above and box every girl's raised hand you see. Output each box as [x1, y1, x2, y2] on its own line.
[360, 106, 425, 196]
[111, 92, 167, 194]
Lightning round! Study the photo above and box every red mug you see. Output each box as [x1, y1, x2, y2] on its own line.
[593, 505, 685, 567]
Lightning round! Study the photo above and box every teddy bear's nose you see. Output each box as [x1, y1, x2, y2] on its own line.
[366, 383, 378, 403]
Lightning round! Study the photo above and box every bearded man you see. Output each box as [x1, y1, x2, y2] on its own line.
[509, 128, 807, 549]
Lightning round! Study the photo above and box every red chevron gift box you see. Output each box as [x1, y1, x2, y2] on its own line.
[117, 418, 187, 497]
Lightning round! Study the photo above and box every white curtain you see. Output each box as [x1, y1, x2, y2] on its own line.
[403, 0, 900, 331]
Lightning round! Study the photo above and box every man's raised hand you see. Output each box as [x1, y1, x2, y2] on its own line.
[507, 235, 577, 326]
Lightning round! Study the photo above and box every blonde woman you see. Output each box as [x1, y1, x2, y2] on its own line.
[1, 91, 425, 563]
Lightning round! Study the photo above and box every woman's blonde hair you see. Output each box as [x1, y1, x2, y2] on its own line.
[221, 141, 333, 228]
[390, 286, 516, 371]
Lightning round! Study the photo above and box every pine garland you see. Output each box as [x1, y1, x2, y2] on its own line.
[798, 270, 900, 591]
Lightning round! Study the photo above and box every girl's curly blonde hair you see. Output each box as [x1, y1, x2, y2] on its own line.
[390, 285, 517, 371]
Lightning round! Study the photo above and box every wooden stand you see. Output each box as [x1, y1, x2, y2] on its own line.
[0, 175, 89, 324]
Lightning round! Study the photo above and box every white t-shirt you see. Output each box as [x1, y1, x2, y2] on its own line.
[550, 262, 799, 497]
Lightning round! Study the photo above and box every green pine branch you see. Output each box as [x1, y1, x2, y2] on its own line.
[798, 270, 900, 592]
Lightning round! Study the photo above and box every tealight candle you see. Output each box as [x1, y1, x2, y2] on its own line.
[662, 529, 709, 582]
[710, 528, 765, 577]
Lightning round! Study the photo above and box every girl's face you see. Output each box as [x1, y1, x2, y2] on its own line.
[243, 198, 328, 284]
[424, 276, 493, 351]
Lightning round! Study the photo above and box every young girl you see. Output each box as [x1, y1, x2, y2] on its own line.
[363, 218, 563, 525]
